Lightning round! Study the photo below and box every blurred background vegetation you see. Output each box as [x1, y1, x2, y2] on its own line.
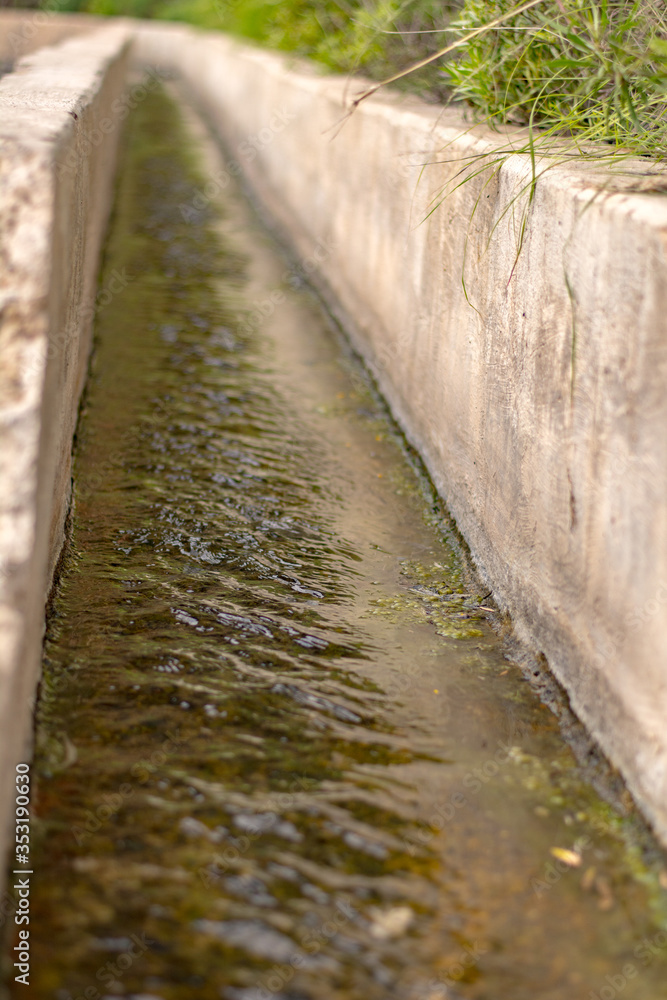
[1, 1, 665, 156]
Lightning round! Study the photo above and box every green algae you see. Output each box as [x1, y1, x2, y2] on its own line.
[364, 559, 487, 639]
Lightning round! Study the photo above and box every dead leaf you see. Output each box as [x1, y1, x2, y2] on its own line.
[550, 847, 582, 868]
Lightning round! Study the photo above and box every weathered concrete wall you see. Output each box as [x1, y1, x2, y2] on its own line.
[0, 22, 131, 874]
[0, 9, 99, 69]
[133, 25, 667, 845]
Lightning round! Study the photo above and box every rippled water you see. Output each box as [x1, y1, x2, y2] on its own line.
[3, 85, 667, 1000]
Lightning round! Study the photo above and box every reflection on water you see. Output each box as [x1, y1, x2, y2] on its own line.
[4, 86, 667, 1000]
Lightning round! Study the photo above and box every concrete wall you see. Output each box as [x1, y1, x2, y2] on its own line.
[133, 25, 667, 845]
[0, 22, 131, 873]
[0, 9, 99, 68]
[1, 14, 666, 860]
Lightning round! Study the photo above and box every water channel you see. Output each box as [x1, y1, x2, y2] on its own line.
[3, 83, 667, 1000]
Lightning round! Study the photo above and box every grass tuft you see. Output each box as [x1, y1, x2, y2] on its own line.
[445, 0, 667, 159]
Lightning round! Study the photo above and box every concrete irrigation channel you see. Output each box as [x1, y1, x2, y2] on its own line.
[1, 11, 667, 998]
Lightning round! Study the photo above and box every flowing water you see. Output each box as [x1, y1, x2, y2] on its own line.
[3, 85, 667, 1000]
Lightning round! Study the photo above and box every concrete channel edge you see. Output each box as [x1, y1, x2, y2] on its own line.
[0, 19, 132, 880]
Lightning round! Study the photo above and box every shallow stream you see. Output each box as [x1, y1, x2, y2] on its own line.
[3, 85, 667, 1000]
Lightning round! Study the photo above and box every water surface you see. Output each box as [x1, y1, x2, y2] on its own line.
[4, 85, 667, 1000]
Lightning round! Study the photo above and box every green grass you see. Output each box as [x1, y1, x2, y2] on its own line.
[33, 0, 667, 159]
[445, 0, 667, 159]
[43, 0, 458, 98]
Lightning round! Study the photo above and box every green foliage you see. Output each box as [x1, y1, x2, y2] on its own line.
[444, 0, 667, 157]
[87, 0, 159, 14]
[261, 0, 454, 96]
[25, 0, 667, 158]
[154, 1, 456, 97]
[153, 0, 282, 39]
[37, 0, 456, 97]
